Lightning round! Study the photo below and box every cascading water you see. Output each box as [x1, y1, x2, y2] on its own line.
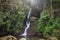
[20, 8, 31, 37]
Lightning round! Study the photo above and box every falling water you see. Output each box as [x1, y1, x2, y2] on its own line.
[20, 8, 31, 37]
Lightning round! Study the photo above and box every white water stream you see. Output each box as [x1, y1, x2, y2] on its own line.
[20, 8, 31, 37]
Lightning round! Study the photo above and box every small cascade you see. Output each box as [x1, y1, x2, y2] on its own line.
[20, 8, 31, 37]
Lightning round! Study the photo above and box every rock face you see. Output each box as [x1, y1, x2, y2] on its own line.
[31, 0, 50, 18]
[27, 16, 38, 35]
[19, 38, 26, 40]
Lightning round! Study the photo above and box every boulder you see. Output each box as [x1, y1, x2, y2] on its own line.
[39, 39, 45, 40]
[30, 16, 37, 22]
[49, 37, 58, 40]
[0, 35, 17, 40]
[19, 38, 26, 40]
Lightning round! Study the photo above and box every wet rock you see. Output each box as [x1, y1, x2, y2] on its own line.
[48, 37, 58, 40]
[34, 32, 43, 37]
[39, 39, 45, 40]
[19, 38, 26, 40]
[27, 20, 38, 35]
[30, 16, 37, 22]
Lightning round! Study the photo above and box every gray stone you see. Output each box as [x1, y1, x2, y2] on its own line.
[30, 16, 37, 21]
[39, 39, 45, 40]
[19, 38, 27, 40]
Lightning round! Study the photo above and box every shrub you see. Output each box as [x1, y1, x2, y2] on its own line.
[38, 10, 60, 37]
[38, 10, 50, 33]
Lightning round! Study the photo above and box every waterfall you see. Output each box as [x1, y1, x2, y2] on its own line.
[20, 8, 31, 37]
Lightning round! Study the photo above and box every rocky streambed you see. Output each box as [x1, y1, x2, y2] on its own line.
[0, 35, 58, 40]
[0, 35, 46, 40]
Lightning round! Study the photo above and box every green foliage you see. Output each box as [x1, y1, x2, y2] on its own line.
[0, 4, 29, 34]
[38, 10, 50, 32]
[38, 10, 60, 37]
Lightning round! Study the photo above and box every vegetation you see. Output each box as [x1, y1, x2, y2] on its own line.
[38, 10, 60, 36]
[0, 0, 30, 34]
[38, 0, 60, 39]
[0, 0, 60, 40]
